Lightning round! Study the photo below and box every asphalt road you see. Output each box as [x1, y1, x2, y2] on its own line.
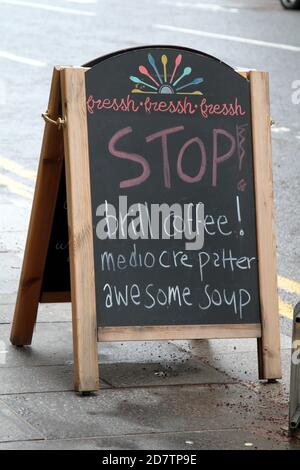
[0, 0, 299, 321]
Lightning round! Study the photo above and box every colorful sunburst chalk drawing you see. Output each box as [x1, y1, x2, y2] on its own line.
[130, 53, 204, 95]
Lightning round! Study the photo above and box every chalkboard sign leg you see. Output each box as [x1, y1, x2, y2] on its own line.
[267, 379, 277, 384]
[61, 67, 99, 392]
[250, 71, 282, 380]
[10, 67, 63, 346]
[79, 391, 94, 397]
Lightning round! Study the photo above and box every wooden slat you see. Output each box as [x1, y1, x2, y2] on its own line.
[40, 291, 71, 303]
[98, 323, 261, 342]
[237, 71, 249, 79]
[250, 71, 281, 380]
[61, 67, 99, 392]
[10, 67, 64, 346]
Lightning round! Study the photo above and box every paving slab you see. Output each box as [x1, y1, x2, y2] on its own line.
[195, 348, 292, 404]
[0, 293, 18, 304]
[174, 333, 292, 356]
[101, 358, 232, 388]
[0, 429, 299, 450]
[0, 323, 74, 367]
[99, 340, 190, 365]
[0, 302, 71, 324]
[0, 399, 43, 442]
[0, 252, 22, 295]
[0, 365, 110, 394]
[0, 323, 192, 368]
[0, 384, 291, 441]
[0, 204, 30, 232]
[0, 230, 26, 253]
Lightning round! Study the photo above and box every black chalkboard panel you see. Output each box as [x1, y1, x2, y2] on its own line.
[86, 46, 260, 327]
[42, 46, 261, 328]
[41, 165, 70, 294]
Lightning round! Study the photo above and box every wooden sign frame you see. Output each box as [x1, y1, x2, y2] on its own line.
[10, 65, 281, 392]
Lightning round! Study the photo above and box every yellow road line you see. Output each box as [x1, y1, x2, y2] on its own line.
[0, 173, 33, 199]
[278, 275, 300, 296]
[0, 156, 36, 181]
[278, 297, 294, 320]
[277, 274, 300, 320]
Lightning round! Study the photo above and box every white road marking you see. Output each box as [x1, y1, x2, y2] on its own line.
[278, 297, 293, 320]
[0, 156, 36, 181]
[0, 0, 96, 16]
[154, 24, 300, 53]
[0, 50, 46, 67]
[0, 173, 33, 199]
[271, 127, 291, 133]
[159, 1, 238, 13]
[64, 0, 96, 3]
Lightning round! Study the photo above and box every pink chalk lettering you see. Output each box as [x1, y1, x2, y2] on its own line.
[177, 137, 207, 183]
[199, 98, 246, 119]
[236, 123, 248, 171]
[108, 127, 150, 189]
[87, 95, 246, 118]
[87, 95, 95, 114]
[212, 129, 236, 187]
[146, 126, 184, 188]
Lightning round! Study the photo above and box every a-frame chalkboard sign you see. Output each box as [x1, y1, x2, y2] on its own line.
[11, 47, 281, 392]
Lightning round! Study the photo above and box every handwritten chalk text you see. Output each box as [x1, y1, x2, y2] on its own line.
[87, 94, 246, 118]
